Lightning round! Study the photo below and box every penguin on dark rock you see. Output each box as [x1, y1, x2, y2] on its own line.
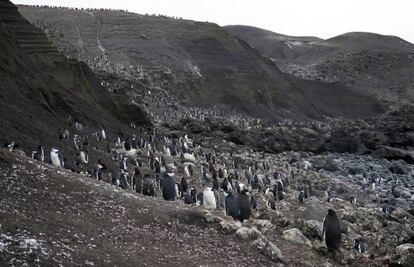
[180, 177, 188, 193]
[82, 136, 89, 148]
[234, 180, 241, 194]
[298, 190, 305, 203]
[124, 138, 132, 151]
[154, 159, 161, 174]
[212, 169, 218, 180]
[203, 186, 216, 210]
[92, 160, 105, 180]
[304, 186, 310, 199]
[225, 192, 241, 221]
[133, 168, 143, 193]
[219, 168, 225, 178]
[238, 189, 252, 222]
[50, 148, 63, 168]
[63, 129, 69, 140]
[162, 169, 176, 201]
[250, 196, 257, 210]
[267, 199, 276, 210]
[4, 141, 18, 152]
[175, 183, 183, 198]
[382, 205, 391, 214]
[188, 164, 194, 176]
[221, 178, 230, 192]
[142, 174, 156, 197]
[73, 135, 82, 150]
[183, 193, 193, 204]
[119, 171, 129, 189]
[58, 128, 65, 141]
[353, 239, 365, 253]
[120, 156, 128, 171]
[32, 146, 44, 162]
[196, 192, 204, 206]
[189, 187, 197, 205]
[112, 172, 120, 187]
[80, 151, 88, 164]
[322, 209, 342, 252]
[202, 172, 210, 182]
[277, 190, 284, 201]
[350, 196, 357, 205]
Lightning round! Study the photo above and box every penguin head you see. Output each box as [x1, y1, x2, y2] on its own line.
[51, 148, 59, 153]
[327, 209, 336, 216]
[241, 189, 249, 196]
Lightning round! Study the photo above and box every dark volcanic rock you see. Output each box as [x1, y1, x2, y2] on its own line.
[389, 160, 411, 174]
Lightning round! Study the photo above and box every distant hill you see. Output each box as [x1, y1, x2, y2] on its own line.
[225, 25, 414, 105]
[18, 5, 384, 120]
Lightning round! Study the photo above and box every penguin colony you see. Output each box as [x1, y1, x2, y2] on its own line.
[5, 115, 391, 255]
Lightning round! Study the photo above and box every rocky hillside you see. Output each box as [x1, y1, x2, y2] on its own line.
[18, 5, 384, 120]
[0, 1, 150, 152]
[225, 25, 414, 105]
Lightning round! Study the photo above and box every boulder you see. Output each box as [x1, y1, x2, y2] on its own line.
[205, 212, 222, 223]
[252, 219, 274, 234]
[302, 201, 327, 222]
[301, 220, 323, 239]
[282, 228, 312, 247]
[236, 227, 261, 240]
[219, 220, 242, 234]
[253, 236, 284, 262]
[395, 244, 414, 266]
[389, 160, 410, 174]
[311, 157, 338, 171]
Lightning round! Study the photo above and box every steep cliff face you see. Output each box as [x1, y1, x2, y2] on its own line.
[225, 25, 414, 105]
[0, 1, 150, 150]
[18, 5, 384, 120]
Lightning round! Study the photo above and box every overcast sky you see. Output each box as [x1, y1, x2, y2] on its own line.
[12, 0, 414, 43]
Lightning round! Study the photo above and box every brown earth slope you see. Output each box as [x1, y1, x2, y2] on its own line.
[18, 5, 384, 120]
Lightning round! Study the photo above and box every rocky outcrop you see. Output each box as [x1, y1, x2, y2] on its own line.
[282, 228, 313, 247]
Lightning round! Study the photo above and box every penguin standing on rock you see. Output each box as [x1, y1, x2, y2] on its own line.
[32, 146, 44, 162]
[267, 199, 276, 210]
[238, 189, 252, 222]
[298, 190, 305, 203]
[162, 169, 176, 201]
[353, 239, 365, 253]
[180, 177, 188, 193]
[225, 192, 240, 221]
[92, 160, 105, 180]
[189, 188, 197, 205]
[50, 148, 63, 168]
[132, 168, 142, 192]
[3, 142, 17, 152]
[58, 128, 65, 141]
[120, 156, 128, 171]
[119, 171, 129, 189]
[80, 151, 89, 164]
[322, 209, 342, 252]
[250, 196, 257, 210]
[203, 186, 216, 210]
[183, 193, 193, 204]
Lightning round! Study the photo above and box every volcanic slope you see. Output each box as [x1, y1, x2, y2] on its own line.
[18, 5, 384, 120]
[225, 25, 414, 105]
[0, 1, 150, 152]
